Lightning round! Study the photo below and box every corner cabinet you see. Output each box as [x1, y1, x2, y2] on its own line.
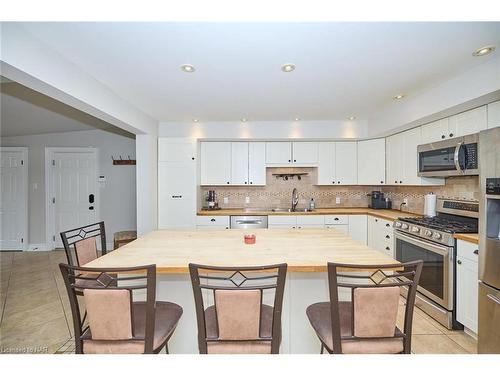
[317, 142, 357, 185]
[456, 239, 479, 334]
[158, 138, 197, 229]
[357, 139, 385, 185]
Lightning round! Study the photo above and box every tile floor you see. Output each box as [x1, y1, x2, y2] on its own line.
[0, 250, 478, 354]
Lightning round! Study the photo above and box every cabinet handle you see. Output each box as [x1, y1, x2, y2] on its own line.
[332, 181, 335, 184]
[288, 159, 291, 163]
[334, 217, 339, 221]
[487, 294, 500, 305]
[385, 235, 390, 239]
[457, 260, 462, 265]
[250, 181, 253, 184]
[385, 246, 390, 250]
[449, 133, 454, 137]
[191, 157, 195, 160]
[385, 223, 390, 227]
[394, 180, 398, 184]
[474, 249, 478, 255]
[338, 181, 340, 184]
[210, 218, 216, 222]
[172, 195, 182, 198]
[441, 135, 446, 139]
[227, 181, 230, 184]
[245, 182, 247, 184]
[399, 181, 402, 184]
[381, 181, 384, 184]
[294, 159, 297, 162]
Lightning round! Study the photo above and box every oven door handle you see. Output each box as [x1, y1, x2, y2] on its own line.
[395, 232, 451, 256]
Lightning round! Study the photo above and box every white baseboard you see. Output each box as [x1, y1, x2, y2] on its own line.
[27, 243, 51, 251]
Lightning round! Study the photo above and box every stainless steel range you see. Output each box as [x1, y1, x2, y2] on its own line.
[394, 198, 478, 329]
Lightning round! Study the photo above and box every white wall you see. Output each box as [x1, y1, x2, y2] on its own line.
[159, 120, 368, 139]
[0, 129, 136, 248]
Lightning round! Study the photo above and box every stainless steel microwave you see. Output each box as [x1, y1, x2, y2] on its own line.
[417, 134, 479, 177]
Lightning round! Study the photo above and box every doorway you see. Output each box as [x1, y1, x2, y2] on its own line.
[0, 147, 28, 250]
[45, 147, 99, 249]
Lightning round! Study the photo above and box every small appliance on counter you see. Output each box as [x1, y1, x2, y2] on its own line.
[367, 191, 392, 209]
[205, 190, 220, 210]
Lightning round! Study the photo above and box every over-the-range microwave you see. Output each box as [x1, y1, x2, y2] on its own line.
[417, 133, 479, 177]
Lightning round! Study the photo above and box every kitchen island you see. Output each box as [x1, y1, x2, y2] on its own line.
[86, 228, 400, 353]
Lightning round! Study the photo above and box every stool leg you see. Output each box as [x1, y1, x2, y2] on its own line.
[320, 343, 324, 354]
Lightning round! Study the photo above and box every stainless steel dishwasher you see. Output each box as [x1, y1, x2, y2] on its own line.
[230, 216, 268, 229]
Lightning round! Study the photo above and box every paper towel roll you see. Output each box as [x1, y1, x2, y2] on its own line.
[424, 193, 437, 217]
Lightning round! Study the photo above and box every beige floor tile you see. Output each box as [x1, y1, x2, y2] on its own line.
[397, 305, 443, 335]
[447, 331, 478, 353]
[411, 334, 469, 354]
[3, 288, 60, 315]
[1, 300, 66, 332]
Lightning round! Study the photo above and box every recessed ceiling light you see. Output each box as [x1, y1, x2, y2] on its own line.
[472, 45, 495, 57]
[393, 94, 405, 100]
[294, 117, 300, 121]
[181, 64, 195, 73]
[347, 116, 356, 121]
[281, 63, 296, 73]
[193, 119, 199, 123]
[241, 118, 247, 123]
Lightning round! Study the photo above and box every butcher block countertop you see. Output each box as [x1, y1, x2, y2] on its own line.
[453, 233, 479, 244]
[85, 229, 401, 273]
[198, 208, 421, 221]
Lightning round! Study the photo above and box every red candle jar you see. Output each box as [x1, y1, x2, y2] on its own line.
[244, 234, 256, 244]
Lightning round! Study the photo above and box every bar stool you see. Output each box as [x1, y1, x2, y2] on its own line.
[114, 230, 137, 249]
[189, 263, 287, 354]
[59, 263, 183, 354]
[60, 221, 108, 266]
[306, 260, 423, 354]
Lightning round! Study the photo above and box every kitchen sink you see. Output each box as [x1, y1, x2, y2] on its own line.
[242, 207, 314, 213]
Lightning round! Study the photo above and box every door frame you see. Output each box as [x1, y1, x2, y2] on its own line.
[45, 147, 99, 250]
[0, 147, 28, 251]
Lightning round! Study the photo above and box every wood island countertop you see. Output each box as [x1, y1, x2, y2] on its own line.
[86, 228, 400, 273]
[197, 208, 421, 221]
[453, 233, 479, 244]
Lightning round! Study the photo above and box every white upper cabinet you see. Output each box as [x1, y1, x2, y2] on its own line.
[421, 118, 450, 144]
[487, 100, 500, 129]
[201, 142, 232, 185]
[401, 127, 423, 185]
[357, 139, 385, 185]
[317, 142, 357, 185]
[292, 142, 319, 165]
[248, 142, 266, 185]
[334, 142, 357, 184]
[449, 106, 487, 138]
[265, 142, 292, 165]
[158, 137, 196, 162]
[230, 142, 249, 185]
[386, 132, 404, 185]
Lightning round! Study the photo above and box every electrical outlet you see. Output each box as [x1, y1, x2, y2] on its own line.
[223, 197, 229, 204]
[403, 198, 408, 205]
[245, 196, 250, 204]
[335, 196, 341, 204]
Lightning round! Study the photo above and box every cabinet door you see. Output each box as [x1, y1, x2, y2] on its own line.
[317, 142, 335, 185]
[367, 216, 377, 250]
[266, 142, 292, 165]
[201, 142, 231, 185]
[248, 142, 266, 185]
[357, 139, 385, 185]
[456, 256, 479, 333]
[487, 100, 500, 129]
[449, 106, 487, 138]
[158, 162, 196, 229]
[348, 215, 367, 245]
[292, 142, 319, 165]
[158, 138, 196, 162]
[334, 142, 357, 184]
[386, 133, 403, 185]
[421, 118, 450, 143]
[231, 142, 249, 185]
[402, 127, 422, 185]
[325, 224, 349, 234]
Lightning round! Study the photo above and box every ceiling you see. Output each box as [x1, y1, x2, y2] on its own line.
[0, 81, 134, 137]
[10, 22, 500, 122]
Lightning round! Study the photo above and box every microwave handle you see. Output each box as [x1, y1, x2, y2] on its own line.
[454, 142, 465, 173]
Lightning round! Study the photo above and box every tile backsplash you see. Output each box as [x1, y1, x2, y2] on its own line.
[201, 167, 479, 215]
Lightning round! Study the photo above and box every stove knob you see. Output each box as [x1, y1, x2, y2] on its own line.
[424, 230, 433, 237]
[401, 223, 409, 230]
[394, 222, 402, 228]
[411, 226, 420, 233]
[433, 232, 442, 240]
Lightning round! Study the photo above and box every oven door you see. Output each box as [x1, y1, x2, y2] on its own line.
[395, 232, 454, 310]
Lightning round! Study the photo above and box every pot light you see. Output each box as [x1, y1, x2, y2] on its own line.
[281, 63, 296, 73]
[241, 118, 247, 123]
[347, 116, 356, 121]
[294, 117, 300, 121]
[181, 64, 195, 73]
[473, 45, 495, 57]
[393, 94, 405, 100]
[193, 119, 199, 123]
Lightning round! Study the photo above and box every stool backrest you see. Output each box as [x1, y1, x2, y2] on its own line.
[60, 221, 107, 266]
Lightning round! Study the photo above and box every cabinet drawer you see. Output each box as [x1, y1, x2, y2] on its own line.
[196, 216, 230, 228]
[325, 224, 349, 235]
[268, 215, 297, 225]
[457, 240, 479, 263]
[296, 215, 325, 225]
[324, 215, 349, 225]
[196, 226, 229, 230]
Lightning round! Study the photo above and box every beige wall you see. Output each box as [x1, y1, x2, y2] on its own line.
[201, 168, 479, 215]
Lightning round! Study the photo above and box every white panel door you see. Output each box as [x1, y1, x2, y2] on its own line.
[231, 142, 249, 185]
[0, 148, 28, 250]
[449, 106, 487, 138]
[421, 118, 450, 143]
[248, 142, 266, 185]
[334, 142, 357, 185]
[357, 139, 385, 185]
[317, 142, 335, 185]
[456, 256, 479, 333]
[386, 133, 403, 185]
[52, 150, 97, 248]
[487, 100, 500, 129]
[200, 142, 231, 185]
[265, 142, 292, 165]
[292, 142, 319, 165]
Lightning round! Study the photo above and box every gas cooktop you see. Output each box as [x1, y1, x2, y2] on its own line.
[398, 216, 478, 234]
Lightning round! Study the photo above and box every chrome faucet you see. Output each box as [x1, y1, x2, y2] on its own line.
[291, 188, 299, 212]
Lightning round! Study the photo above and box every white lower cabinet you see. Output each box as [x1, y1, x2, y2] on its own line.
[367, 216, 394, 257]
[196, 216, 230, 230]
[456, 239, 479, 334]
[348, 215, 368, 245]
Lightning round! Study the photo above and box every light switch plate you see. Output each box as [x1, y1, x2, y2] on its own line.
[223, 197, 229, 204]
[336, 196, 341, 204]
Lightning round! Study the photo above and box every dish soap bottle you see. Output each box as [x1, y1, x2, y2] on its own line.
[309, 198, 315, 210]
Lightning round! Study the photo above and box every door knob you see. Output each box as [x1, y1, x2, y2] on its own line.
[457, 260, 462, 265]
[89, 206, 94, 210]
